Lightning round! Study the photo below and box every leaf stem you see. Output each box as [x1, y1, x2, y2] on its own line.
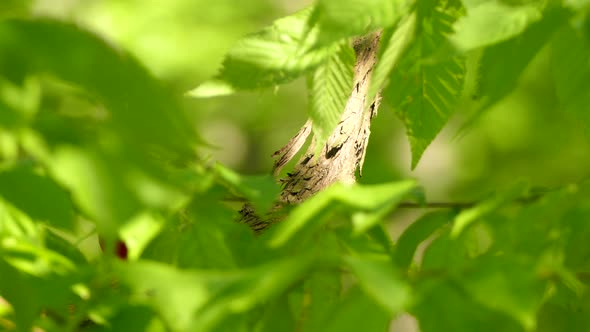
[397, 194, 545, 209]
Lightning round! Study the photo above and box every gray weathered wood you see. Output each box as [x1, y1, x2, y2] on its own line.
[240, 32, 382, 232]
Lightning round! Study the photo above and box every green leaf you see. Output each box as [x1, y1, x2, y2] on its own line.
[44, 229, 87, 264]
[384, 3, 466, 168]
[300, 233, 341, 332]
[452, 184, 526, 238]
[367, 12, 417, 105]
[537, 291, 590, 332]
[143, 193, 241, 269]
[46, 146, 142, 237]
[0, 77, 40, 129]
[118, 257, 314, 332]
[564, 207, 590, 271]
[215, 164, 280, 214]
[0, 0, 32, 17]
[564, 0, 590, 10]
[551, 24, 590, 135]
[451, 2, 543, 51]
[0, 241, 79, 332]
[344, 255, 410, 314]
[195, 8, 338, 94]
[475, 7, 569, 111]
[256, 295, 296, 332]
[0, 164, 75, 230]
[187, 80, 236, 98]
[308, 42, 355, 148]
[412, 280, 522, 332]
[0, 199, 38, 239]
[199, 256, 313, 330]
[268, 180, 417, 248]
[421, 231, 470, 271]
[86, 305, 166, 332]
[394, 210, 454, 269]
[462, 256, 546, 330]
[118, 212, 166, 261]
[0, 18, 196, 157]
[314, 0, 414, 45]
[315, 286, 391, 332]
[115, 260, 215, 332]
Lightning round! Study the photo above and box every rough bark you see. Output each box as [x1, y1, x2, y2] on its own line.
[241, 32, 382, 232]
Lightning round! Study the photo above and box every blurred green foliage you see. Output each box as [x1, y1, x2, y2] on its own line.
[1, 0, 590, 332]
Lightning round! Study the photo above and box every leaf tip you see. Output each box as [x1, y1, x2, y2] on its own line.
[186, 80, 235, 98]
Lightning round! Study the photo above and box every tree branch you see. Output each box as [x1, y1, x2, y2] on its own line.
[240, 32, 383, 232]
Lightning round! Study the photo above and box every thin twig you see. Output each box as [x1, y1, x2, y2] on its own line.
[397, 194, 545, 209]
[225, 194, 545, 209]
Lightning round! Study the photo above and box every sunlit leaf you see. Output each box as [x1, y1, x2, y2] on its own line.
[0, 241, 79, 332]
[313, 0, 413, 45]
[115, 260, 215, 332]
[187, 80, 236, 98]
[0, 164, 75, 230]
[118, 212, 166, 261]
[384, 3, 466, 168]
[0, 0, 32, 17]
[117, 256, 313, 332]
[474, 7, 569, 112]
[0, 18, 197, 157]
[308, 42, 355, 149]
[194, 8, 338, 94]
[367, 12, 417, 105]
[451, 2, 543, 51]
[564, 0, 590, 10]
[268, 180, 417, 248]
[46, 146, 141, 237]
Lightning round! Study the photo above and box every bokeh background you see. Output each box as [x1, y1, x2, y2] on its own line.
[3, 1, 590, 331]
[14, 0, 590, 211]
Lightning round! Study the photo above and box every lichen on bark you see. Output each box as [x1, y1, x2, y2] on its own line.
[240, 32, 382, 232]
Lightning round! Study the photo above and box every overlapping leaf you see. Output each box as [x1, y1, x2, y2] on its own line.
[0, 164, 75, 230]
[394, 210, 453, 269]
[307, 42, 355, 149]
[462, 256, 546, 330]
[412, 280, 522, 332]
[0, 19, 196, 157]
[384, 3, 466, 168]
[344, 255, 410, 314]
[268, 180, 417, 248]
[551, 24, 590, 135]
[315, 286, 391, 332]
[189, 9, 338, 96]
[459, 7, 570, 132]
[451, 1, 543, 51]
[367, 12, 417, 105]
[313, 0, 414, 45]
[478, 7, 569, 104]
[116, 256, 314, 332]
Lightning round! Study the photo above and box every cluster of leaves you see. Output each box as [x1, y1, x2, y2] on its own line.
[1, 1, 590, 332]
